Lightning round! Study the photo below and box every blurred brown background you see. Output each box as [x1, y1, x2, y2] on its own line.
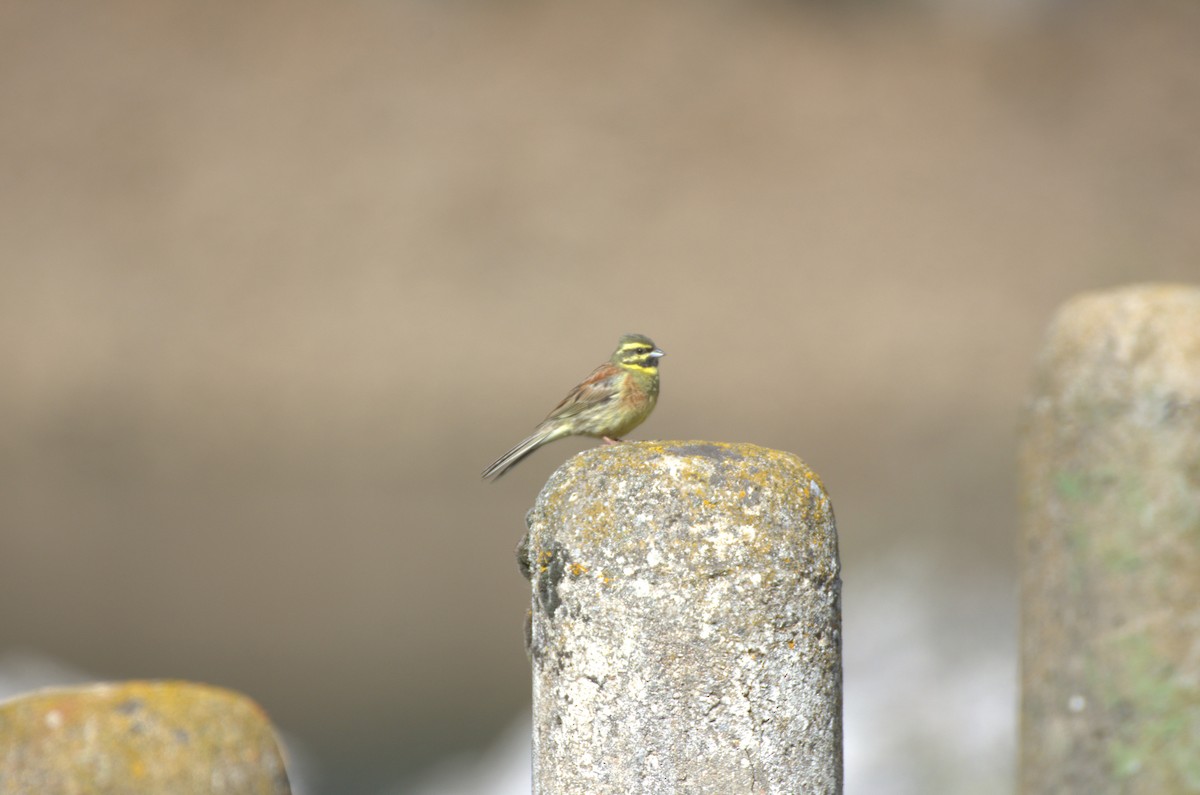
[1, 1, 1197, 793]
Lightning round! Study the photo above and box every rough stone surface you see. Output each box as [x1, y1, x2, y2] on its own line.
[525, 440, 842, 795]
[1020, 284, 1200, 794]
[0, 680, 292, 795]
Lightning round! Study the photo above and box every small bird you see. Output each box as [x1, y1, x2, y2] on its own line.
[482, 333, 665, 480]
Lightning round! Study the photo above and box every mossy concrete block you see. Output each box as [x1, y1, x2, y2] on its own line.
[0, 680, 291, 795]
[1020, 284, 1200, 794]
[525, 440, 842, 795]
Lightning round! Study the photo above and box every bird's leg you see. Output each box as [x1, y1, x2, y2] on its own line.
[602, 436, 622, 445]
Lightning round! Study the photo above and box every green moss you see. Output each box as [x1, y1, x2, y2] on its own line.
[1055, 470, 1092, 502]
[1099, 632, 1200, 789]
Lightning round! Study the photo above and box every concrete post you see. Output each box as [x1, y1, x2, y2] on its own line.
[0, 680, 292, 795]
[523, 440, 842, 795]
[1020, 284, 1200, 794]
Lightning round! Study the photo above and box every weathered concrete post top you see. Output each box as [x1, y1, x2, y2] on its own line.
[524, 440, 842, 795]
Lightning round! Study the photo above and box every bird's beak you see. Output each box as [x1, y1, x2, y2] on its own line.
[650, 348, 665, 358]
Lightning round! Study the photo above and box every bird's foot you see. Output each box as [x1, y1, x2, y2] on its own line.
[602, 436, 623, 445]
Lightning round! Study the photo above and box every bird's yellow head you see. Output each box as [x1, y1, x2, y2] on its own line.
[612, 334, 665, 375]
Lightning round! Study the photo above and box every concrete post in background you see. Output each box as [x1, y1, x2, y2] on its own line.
[0, 680, 292, 795]
[523, 440, 842, 795]
[1020, 284, 1200, 794]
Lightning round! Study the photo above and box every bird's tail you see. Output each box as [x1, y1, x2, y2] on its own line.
[481, 425, 566, 480]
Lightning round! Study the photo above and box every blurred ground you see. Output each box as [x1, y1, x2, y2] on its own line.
[1, 0, 1197, 792]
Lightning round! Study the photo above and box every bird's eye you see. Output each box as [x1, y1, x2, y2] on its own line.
[638, 347, 650, 354]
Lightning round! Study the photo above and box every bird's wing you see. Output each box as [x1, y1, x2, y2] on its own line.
[545, 364, 621, 420]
